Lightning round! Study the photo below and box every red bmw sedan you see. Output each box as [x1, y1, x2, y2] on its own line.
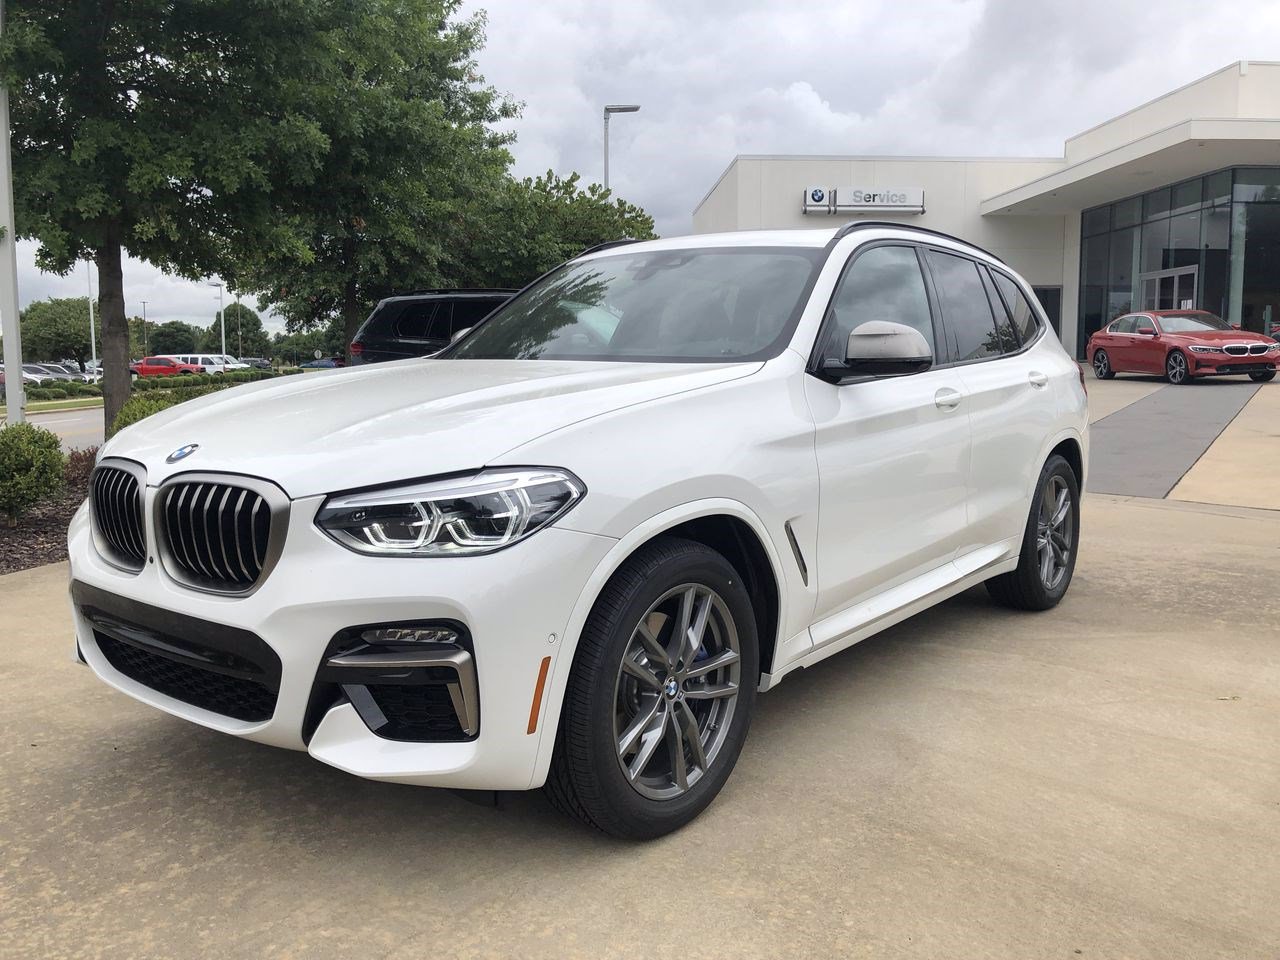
[1088, 310, 1279, 385]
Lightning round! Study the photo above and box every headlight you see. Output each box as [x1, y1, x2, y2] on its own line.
[1188, 345, 1222, 353]
[317, 468, 585, 557]
[1267, 342, 1280, 353]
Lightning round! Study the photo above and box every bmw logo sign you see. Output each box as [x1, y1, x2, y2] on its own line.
[166, 443, 200, 464]
[810, 188, 825, 203]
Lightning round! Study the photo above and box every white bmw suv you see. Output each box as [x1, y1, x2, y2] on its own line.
[70, 224, 1088, 838]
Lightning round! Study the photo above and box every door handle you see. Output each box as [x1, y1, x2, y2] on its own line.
[1028, 371, 1049, 388]
[934, 387, 963, 410]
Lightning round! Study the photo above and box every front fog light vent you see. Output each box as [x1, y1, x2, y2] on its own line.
[360, 625, 461, 645]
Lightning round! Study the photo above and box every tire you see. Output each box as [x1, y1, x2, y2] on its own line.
[544, 536, 758, 839]
[1249, 370, 1276, 383]
[1166, 349, 1191, 385]
[986, 454, 1080, 611]
[1091, 349, 1116, 380]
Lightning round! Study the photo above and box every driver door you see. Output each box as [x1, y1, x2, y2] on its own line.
[803, 243, 972, 630]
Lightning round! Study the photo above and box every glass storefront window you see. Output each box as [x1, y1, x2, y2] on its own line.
[1107, 227, 1139, 320]
[1200, 205, 1230, 318]
[1112, 197, 1142, 228]
[1169, 210, 1201, 269]
[1228, 202, 1280, 335]
[1171, 179, 1202, 215]
[1205, 170, 1232, 206]
[1233, 168, 1280, 203]
[1080, 234, 1109, 345]
[1082, 207, 1110, 236]
[1144, 187, 1171, 220]
[1141, 217, 1170, 273]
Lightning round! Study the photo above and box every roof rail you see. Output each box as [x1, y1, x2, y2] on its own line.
[832, 221, 1005, 264]
[396, 287, 519, 297]
[576, 238, 644, 258]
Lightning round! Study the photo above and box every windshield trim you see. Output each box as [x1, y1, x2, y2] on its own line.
[440, 244, 832, 364]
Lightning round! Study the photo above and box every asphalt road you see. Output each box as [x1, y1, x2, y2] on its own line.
[28, 407, 105, 451]
[2, 494, 1277, 959]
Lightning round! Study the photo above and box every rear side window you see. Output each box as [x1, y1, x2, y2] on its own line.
[821, 245, 935, 363]
[926, 251, 1001, 362]
[393, 302, 454, 341]
[980, 268, 1020, 353]
[1111, 316, 1136, 334]
[992, 272, 1041, 344]
[451, 298, 504, 330]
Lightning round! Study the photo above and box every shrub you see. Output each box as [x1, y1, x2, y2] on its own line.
[111, 384, 222, 435]
[65, 445, 98, 492]
[0, 422, 65, 525]
[40, 387, 68, 399]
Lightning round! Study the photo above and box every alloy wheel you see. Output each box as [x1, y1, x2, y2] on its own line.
[1036, 475, 1073, 590]
[1167, 351, 1188, 384]
[1093, 351, 1109, 378]
[612, 583, 741, 801]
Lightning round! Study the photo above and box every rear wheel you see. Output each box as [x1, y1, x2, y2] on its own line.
[1091, 349, 1116, 380]
[1166, 350, 1191, 385]
[986, 454, 1080, 611]
[1249, 370, 1276, 383]
[545, 537, 757, 839]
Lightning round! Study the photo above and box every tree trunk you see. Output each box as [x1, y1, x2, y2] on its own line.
[96, 226, 130, 433]
[342, 274, 361, 360]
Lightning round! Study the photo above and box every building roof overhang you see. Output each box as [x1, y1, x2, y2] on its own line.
[981, 118, 1280, 216]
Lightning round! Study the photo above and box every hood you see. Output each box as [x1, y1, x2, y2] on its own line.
[102, 358, 760, 497]
[1165, 329, 1277, 343]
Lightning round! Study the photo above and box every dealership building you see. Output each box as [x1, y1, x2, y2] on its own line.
[692, 61, 1280, 358]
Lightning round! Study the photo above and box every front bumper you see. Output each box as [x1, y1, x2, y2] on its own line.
[1191, 356, 1277, 375]
[68, 497, 615, 790]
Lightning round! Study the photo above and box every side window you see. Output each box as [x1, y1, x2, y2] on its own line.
[821, 245, 934, 362]
[926, 250, 1001, 362]
[451, 298, 503, 333]
[155, 358, 173, 367]
[395, 302, 454, 341]
[980, 267, 1020, 353]
[1112, 316, 1136, 334]
[993, 272, 1042, 345]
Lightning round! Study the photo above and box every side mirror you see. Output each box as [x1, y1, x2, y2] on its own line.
[1137, 326, 1157, 336]
[450, 327, 472, 344]
[823, 321, 932, 381]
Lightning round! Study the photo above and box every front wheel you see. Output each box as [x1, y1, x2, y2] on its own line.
[545, 537, 758, 839]
[1092, 349, 1116, 380]
[1249, 370, 1276, 383]
[1166, 350, 1191, 385]
[986, 454, 1081, 611]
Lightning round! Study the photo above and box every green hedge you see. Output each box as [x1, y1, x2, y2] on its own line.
[0, 422, 65, 524]
[111, 370, 283, 436]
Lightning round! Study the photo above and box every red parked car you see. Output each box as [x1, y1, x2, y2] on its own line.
[130, 356, 204, 378]
[1088, 310, 1279, 385]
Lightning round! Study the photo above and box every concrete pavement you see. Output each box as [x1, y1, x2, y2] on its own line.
[2, 494, 1278, 959]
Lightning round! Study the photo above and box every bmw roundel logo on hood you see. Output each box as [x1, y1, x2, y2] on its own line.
[810, 188, 825, 203]
[166, 443, 200, 464]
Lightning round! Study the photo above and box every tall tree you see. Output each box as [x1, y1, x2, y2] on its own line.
[199, 302, 270, 357]
[147, 320, 200, 356]
[233, 3, 517, 348]
[0, 1, 358, 425]
[19, 297, 98, 367]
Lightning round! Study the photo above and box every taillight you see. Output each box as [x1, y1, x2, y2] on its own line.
[349, 340, 364, 356]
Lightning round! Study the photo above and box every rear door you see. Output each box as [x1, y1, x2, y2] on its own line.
[805, 243, 972, 629]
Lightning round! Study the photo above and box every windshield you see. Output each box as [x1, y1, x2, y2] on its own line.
[1160, 312, 1231, 333]
[450, 247, 824, 362]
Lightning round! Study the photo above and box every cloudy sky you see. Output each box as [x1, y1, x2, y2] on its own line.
[15, 0, 1280, 333]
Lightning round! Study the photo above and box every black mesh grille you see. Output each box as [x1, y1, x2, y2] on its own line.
[161, 481, 272, 590]
[1249, 343, 1269, 355]
[95, 632, 277, 722]
[1225, 344, 1249, 356]
[366, 684, 466, 740]
[91, 466, 146, 567]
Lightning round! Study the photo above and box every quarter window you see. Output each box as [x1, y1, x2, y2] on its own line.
[992, 272, 1042, 345]
[821, 245, 934, 363]
[981, 269, 1020, 353]
[926, 250, 1002, 362]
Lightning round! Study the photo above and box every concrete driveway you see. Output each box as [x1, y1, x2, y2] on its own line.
[2, 493, 1277, 959]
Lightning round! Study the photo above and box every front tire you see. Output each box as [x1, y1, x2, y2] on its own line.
[986, 454, 1080, 611]
[1249, 370, 1276, 382]
[1166, 350, 1191, 384]
[545, 537, 758, 839]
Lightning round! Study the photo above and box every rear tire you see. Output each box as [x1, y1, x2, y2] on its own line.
[1249, 370, 1276, 383]
[986, 454, 1080, 611]
[544, 537, 758, 839]
[1091, 349, 1116, 380]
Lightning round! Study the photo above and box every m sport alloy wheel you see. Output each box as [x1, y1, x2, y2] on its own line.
[545, 537, 758, 839]
[1092, 349, 1115, 379]
[1166, 350, 1191, 385]
[986, 454, 1080, 611]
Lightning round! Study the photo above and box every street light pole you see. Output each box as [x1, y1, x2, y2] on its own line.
[86, 260, 96, 370]
[208, 282, 225, 356]
[0, 0, 25, 422]
[234, 290, 241, 356]
[602, 104, 640, 193]
[140, 300, 148, 355]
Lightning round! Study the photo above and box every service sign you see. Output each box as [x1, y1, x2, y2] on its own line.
[802, 186, 925, 215]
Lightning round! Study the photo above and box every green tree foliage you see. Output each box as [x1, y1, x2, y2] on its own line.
[270, 317, 346, 366]
[232, 2, 517, 347]
[0, 422, 65, 525]
[19, 297, 97, 367]
[1, 0, 349, 427]
[198, 302, 271, 358]
[446, 172, 657, 290]
[147, 321, 201, 356]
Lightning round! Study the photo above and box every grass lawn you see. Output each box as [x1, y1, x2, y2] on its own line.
[1, 396, 105, 416]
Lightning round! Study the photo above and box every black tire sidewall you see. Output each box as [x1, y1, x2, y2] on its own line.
[574, 541, 758, 838]
[1021, 455, 1081, 606]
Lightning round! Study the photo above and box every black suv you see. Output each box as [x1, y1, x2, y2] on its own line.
[349, 289, 515, 365]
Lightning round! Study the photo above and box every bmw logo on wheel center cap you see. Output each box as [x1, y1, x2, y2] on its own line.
[663, 677, 679, 699]
[166, 443, 200, 463]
